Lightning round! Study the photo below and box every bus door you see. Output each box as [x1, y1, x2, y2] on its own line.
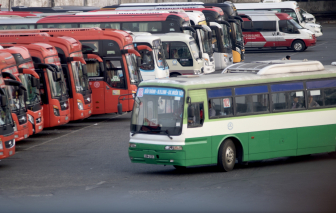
[103, 57, 129, 113]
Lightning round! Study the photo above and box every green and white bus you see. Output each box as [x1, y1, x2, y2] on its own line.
[128, 60, 336, 171]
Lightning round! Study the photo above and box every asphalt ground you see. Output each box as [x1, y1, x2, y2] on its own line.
[0, 24, 336, 213]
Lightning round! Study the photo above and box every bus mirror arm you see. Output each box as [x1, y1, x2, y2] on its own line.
[84, 54, 103, 62]
[233, 16, 244, 23]
[117, 93, 135, 115]
[2, 72, 18, 81]
[121, 49, 141, 57]
[218, 21, 231, 28]
[67, 57, 87, 65]
[4, 79, 23, 87]
[18, 68, 39, 79]
[136, 45, 152, 52]
[181, 26, 196, 34]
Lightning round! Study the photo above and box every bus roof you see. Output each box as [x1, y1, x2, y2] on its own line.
[119, 2, 204, 6]
[139, 61, 336, 90]
[0, 51, 16, 70]
[239, 11, 293, 21]
[36, 12, 190, 23]
[0, 17, 40, 24]
[1, 46, 31, 60]
[130, 32, 161, 44]
[235, 1, 299, 10]
[11, 5, 100, 13]
[10, 43, 59, 59]
[153, 33, 194, 42]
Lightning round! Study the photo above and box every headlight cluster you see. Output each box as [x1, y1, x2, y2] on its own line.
[13, 122, 17, 131]
[77, 100, 84, 110]
[28, 114, 34, 124]
[236, 47, 241, 54]
[53, 105, 60, 116]
[194, 70, 201, 75]
[165, 146, 183, 150]
[204, 58, 209, 66]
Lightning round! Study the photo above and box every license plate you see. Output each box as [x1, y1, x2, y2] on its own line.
[144, 154, 155, 159]
[9, 151, 12, 155]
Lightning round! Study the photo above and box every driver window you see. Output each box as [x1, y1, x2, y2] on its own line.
[279, 20, 298, 34]
[105, 60, 126, 89]
[187, 103, 204, 128]
[139, 50, 154, 70]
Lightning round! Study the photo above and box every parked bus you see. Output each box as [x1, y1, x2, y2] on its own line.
[0, 45, 43, 136]
[241, 11, 316, 52]
[1, 47, 31, 141]
[12, 5, 100, 13]
[0, 33, 93, 121]
[234, 1, 323, 37]
[2, 28, 142, 115]
[127, 60, 336, 171]
[157, 33, 204, 76]
[0, 51, 18, 159]
[130, 32, 169, 80]
[2, 40, 70, 128]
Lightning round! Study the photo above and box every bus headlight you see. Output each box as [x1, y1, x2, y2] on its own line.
[0, 141, 3, 150]
[53, 106, 60, 116]
[236, 47, 241, 54]
[165, 146, 183, 150]
[204, 59, 209, 66]
[13, 122, 17, 131]
[28, 114, 34, 124]
[77, 100, 84, 110]
[129, 143, 136, 148]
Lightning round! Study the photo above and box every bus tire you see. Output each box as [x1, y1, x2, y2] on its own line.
[291, 40, 306, 52]
[170, 73, 180, 78]
[218, 139, 236, 172]
[173, 165, 186, 170]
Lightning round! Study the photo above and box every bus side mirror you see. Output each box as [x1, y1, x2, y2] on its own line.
[99, 62, 104, 73]
[24, 91, 28, 102]
[31, 77, 40, 89]
[53, 72, 62, 82]
[1, 95, 7, 107]
[117, 103, 123, 115]
[186, 96, 191, 104]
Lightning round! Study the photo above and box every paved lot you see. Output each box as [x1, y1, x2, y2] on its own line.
[0, 24, 336, 213]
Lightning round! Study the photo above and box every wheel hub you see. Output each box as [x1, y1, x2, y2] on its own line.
[226, 146, 234, 164]
[294, 43, 302, 50]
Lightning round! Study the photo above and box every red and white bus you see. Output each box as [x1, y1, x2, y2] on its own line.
[0, 45, 43, 136]
[0, 34, 93, 121]
[241, 11, 316, 52]
[0, 51, 17, 159]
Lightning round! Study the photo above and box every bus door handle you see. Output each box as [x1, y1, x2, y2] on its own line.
[106, 86, 110, 90]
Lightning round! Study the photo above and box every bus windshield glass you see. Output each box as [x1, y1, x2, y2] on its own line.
[0, 87, 13, 126]
[131, 87, 184, 136]
[220, 24, 232, 49]
[234, 22, 243, 42]
[200, 29, 213, 55]
[19, 74, 41, 106]
[71, 61, 90, 93]
[289, 19, 303, 29]
[125, 53, 142, 85]
[6, 86, 25, 112]
[46, 56, 68, 98]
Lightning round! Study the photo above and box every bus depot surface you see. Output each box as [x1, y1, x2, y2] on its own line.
[128, 61, 336, 170]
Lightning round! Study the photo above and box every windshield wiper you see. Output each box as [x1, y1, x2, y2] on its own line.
[131, 129, 146, 136]
[147, 129, 173, 140]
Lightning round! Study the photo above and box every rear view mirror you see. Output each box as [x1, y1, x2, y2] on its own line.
[52, 72, 62, 82]
[24, 91, 28, 102]
[117, 103, 123, 115]
[31, 77, 40, 89]
[1, 95, 7, 107]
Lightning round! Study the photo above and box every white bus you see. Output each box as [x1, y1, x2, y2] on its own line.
[130, 32, 169, 80]
[125, 60, 336, 171]
[156, 33, 204, 76]
[235, 1, 323, 37]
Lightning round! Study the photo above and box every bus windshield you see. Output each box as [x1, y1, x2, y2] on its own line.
[6, 86, 26, 112]
[234, 22, 243, 42]
[200, 29, 213, 55]
[0, 87, 13, 126]
[18, 74, 41, 106]
[46, 68, 67, 98]
[131, 87, 184, 136]
[125, 53, 142, 85]
[289, 19, 303, 29]
[189, 41, 200, 59]
[71, 61, 90, 93]
[220, 24, 232, 49]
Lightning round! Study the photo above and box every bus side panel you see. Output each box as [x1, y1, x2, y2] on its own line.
[297, 124, 336, 155]
[184, 137, 212, 167]
[248, 130, 271, 161]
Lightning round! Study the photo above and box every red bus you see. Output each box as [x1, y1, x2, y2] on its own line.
[0, 34, 92, 121]
[0, 51, 17, 159]
[1, 47, 30, 141]
[2, 40, 71, 128]
[1, 28, 143, 115]
[0, 45, 43, 136]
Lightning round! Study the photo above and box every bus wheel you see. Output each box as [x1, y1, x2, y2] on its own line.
[170, 73, 180, 77]
[292, 40, 306, 52]
[218, 139, 236, 172]
[174, 165, 186, 170]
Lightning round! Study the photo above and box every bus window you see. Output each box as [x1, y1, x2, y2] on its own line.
[272, 91, 305, 111]
[162, 42, 170, 59]
[82, 41, 99, 53]
[86, 60, 101, 77]
[253, 21, 276, 32]
[121, 22, 162, 32]
[80, 23, 101, 28]
[281, 9, 298, 22]
[37, 24, 75, 29]
[189, 41, 200, 60]
[235, 85, 269, 114]
[210, 98, 233, 117]
[170, 42, 192, 66]
[101, 23, 121, 30]
[187, 102, 204, 128]
[324, 88, 336, 106]
[105, 60, 126, 89]
[211, 29, 219, 52]
[279, 20, 299, 34]
[0, 24, 34, 30]
[307, 90, 322, 108]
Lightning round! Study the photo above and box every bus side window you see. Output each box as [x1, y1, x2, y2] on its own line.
[210, 98, 233, 117]
[162, 42, 170, 59]
[187, 102, 204, 128]
[324, 88, 336, 106]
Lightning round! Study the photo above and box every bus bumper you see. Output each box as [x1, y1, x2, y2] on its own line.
[304, 38, 316, 47]
[0, 144, 15, 159]
[14, 127, 29, 142]
[129, 147, 186, 166]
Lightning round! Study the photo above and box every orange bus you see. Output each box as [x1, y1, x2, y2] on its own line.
[1, 47, 30, 141]
[1, 39, 71, 128]
[0, 45, 43, 136]
[0, 28, 143, 114]
[0, 34, 92, 121]
[0, 51, 17, 159]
